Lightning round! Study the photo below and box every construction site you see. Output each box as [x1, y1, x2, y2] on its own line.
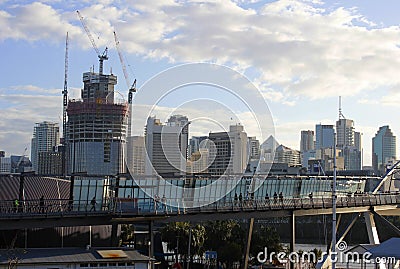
[63, 11, 136, 177]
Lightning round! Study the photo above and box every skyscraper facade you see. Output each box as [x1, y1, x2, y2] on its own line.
[248, 136, 260, 160]
[372, 125, 396, 175]
[145, 115, 189, 176]
[300, 130, 315, 153]
[208, 124, 248, 175]
[66, 71, 128, 175]
[274, 145, 301, 167]
[336, 119, 354, 149]
[315, 124, 334, 150]
[31, 121, 60, 173]
[336, 118, 362, 170]
[126, 136, 146, 175]
[188, 136, 208, 157]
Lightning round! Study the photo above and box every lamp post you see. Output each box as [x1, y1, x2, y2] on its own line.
[148, 240, 153, 269]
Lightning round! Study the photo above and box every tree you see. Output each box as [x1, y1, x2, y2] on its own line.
[161, 222, 206, 264]
[119, 224, 135, 246]
[250, 225, 283, 264]
[204, 220, 246, 267]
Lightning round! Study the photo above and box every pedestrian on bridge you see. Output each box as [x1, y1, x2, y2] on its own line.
[39, 195, 45, 213]
[279, 192, 283, 207]
[14, 198, 19, 213]
[265, 193, 270, 208]
[154, 194, 160, 212]
[239, 193, 243, 206]
[162, 194, 167, 213]
[90, 196, 97, 212]
[234, 193, 238, 206]
[273, 192, 278, 204]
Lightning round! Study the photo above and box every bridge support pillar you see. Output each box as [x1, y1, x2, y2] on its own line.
[364, 212, 380, 244]
[290, 211, 295, 269]
[364, 212, 385, 269]
[243, 218, 254, 269]
[110, 223, 119, 247]
[148, 221, 154, 269]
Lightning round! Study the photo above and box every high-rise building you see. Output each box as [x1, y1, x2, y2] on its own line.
[336, 118, 363, 170]
[260, 135, 279, 162]
[10, 155, 32, 173]
[354, 132, 362, 151]
[372, 125, 396, 175]
[188, 136, 208, 157]
[126, 136, 146, 175]
[300, 130, 314, 153]
[208, 124, 248, 175]
[248, 136, 260, 160]
[38, 150, 63, 175]
[336, 119, 354, 148]
[187, 148, 210, 174]
[0, 157, 11, 173]
[66, 70, 128, 175]
[274, 145, 301, 167]
[31, 121, 60, 173]
[315, 124, 334, 150]
[145, 115, 189, 176]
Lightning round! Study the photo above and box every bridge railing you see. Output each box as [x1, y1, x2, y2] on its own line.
[135, 192, 400, 216]
[0, 198, 112, 217]
[0, 192, 399, 218]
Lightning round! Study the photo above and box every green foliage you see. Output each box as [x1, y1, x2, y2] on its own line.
[160, 220, 282, 268]
[160, 222, 206, 258]
[119, 224, 135, 246]
[218, 241, 243, 267]
[250, 225, 283, 262]
[204, 220, 246, 267]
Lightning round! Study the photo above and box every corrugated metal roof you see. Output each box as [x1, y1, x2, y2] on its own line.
[0, 248, 150, 264]
[369, 237, 400, 258]
[0, 175, 70, 200]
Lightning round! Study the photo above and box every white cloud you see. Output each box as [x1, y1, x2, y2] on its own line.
[2, 0, 400, 161]
[0, 85, 63, 156]
[2, 1, 400, 101]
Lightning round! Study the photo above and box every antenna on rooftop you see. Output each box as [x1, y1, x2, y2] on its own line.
[339, 96, 345, 119]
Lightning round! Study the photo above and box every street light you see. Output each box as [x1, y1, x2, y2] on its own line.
[148, 240, 153, 269]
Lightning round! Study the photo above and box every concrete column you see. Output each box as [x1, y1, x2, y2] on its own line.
[149, 221, 154, 269]
[243, 218, 255, 269]
[290, 211, 295, 269]
[364, 212, 385, 269]
[110, 223, 119, 247]
[364, 212, 380, 244]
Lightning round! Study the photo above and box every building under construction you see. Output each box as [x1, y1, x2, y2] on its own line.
[66, 70, 128, 176]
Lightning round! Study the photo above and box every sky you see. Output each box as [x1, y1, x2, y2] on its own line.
[1, 0, 400, 166]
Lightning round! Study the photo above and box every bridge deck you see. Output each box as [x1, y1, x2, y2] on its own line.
[0, 193, 399, 229]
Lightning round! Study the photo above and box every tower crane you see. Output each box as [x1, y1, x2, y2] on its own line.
[77, 10, 108, 74]
[62, 32, 68, 178]
[16, 147, 28, 173]
[113, 30, 137, 138]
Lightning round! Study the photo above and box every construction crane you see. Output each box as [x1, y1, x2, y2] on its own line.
[77, 10, 108, 74]
[62, 32, 68, 178]
[15, 147, 28, 173]
[113, 30, 137, 138]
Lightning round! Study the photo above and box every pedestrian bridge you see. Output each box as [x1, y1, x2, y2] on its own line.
[0, 191, 399, 230]
[0, 165, 400, 230]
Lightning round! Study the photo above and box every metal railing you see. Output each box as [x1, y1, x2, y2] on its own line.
[1, 193, 399, 219]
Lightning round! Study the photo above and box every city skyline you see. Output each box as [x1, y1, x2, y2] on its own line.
[1, 1, 400, 166]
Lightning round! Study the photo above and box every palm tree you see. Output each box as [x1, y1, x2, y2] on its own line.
[161, 222, 206, 265]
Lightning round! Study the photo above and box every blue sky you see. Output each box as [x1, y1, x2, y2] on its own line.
[1, 0, 400, 166]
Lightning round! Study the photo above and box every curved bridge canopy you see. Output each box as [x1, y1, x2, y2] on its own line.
[373, 160, 400, 194]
